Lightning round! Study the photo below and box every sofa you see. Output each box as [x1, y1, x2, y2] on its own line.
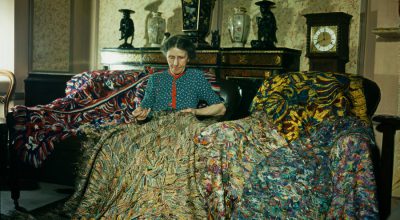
[5, 68, 398, 218]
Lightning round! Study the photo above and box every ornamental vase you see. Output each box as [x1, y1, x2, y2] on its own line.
[228, 7, 251, 47]
[181, 0, 216, 48]
[147, 12, 166, 47]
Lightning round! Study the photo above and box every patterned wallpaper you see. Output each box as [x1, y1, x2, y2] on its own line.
[98, 0, 183, 58]
[32, 0, 70, 72]
[395, 132, 400, 196]
[97, 0, 362, 73]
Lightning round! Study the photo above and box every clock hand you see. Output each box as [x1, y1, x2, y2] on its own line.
[317, 33, 326, 44]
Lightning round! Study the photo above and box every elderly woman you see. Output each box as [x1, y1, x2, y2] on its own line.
[133, 34, 226, 120]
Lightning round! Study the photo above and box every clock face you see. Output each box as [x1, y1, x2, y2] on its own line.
[310, 25, 338, 53]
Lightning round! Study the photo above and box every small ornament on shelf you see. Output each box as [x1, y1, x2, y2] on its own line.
[211, 30, 220, 48]
[147, 12, 166, 47]
[118, 9, 135, 49]
[250, 0, 277, 49]
[228, 7, 250, 47]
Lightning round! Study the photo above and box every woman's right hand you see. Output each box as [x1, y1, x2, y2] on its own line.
[133, 107, 151, 121]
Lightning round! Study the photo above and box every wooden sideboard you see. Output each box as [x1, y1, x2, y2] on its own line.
[101, 47, 301, 79]
[24, 72, 75, 107]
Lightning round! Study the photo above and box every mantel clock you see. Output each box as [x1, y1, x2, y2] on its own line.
[304, 12, 352, 72]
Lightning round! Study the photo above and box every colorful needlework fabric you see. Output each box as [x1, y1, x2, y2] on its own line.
[62, 112, 219, 219]
[193, 111, 288, 219]
[57, 112, 377, 219]
[11, 68, 153, 167]
[11, 68, 221, 168]
[194, 113, 378, 219]
[250, 71, 370, 142]
[59, 112, 286, 219]
[12, 69, 152, 167]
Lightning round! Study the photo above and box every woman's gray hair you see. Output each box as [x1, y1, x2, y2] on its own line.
[160, 35, 196, 60]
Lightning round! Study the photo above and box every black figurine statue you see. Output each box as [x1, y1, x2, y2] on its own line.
[251, 0, 277, 49]
[211, 30, 220, 49]
[118, 9, 135, 49]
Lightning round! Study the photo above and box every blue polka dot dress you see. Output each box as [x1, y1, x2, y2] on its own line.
[140, 68, 222, 111]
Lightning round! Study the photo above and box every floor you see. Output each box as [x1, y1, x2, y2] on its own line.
[390, 198, 400, 220]
[0, 181, 73, 217]
[1, 181, 400, 219]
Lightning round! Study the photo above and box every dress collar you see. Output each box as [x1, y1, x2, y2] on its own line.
[168, 68, 186, 80]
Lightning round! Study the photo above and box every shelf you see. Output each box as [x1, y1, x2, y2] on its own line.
[372, 27, 400, 39]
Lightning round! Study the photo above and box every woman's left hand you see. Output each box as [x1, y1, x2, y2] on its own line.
[133, 107, 151, 121]
[180, 103, 226, 117]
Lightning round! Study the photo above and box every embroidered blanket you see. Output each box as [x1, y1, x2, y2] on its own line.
[11, 68, 152, 167]
[11, 68, 220, 167]
[56, 112, 378, 219]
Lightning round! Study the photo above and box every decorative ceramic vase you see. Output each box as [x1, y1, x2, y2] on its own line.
[228, 7, 250, 47]
[181, 0, 216, 48]
[147, 12, 166, 47]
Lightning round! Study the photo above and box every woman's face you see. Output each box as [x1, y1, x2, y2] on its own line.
[166, 47, 189, 75]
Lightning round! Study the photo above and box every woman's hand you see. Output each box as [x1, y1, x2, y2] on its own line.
[180, 108, 197, 115]
[180, 103, 226, 117]
[133, 107, 151, 121]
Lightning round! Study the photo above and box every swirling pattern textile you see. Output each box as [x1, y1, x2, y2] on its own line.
[63, 113, 217, 219]
[10, 68, 220, 167]
[58, 112, 378, 219]
[11, 68, 151, 167]
[250, 71, 369, 142]
[60, 112, 286, 219]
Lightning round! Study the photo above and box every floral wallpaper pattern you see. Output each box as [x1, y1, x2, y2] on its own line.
[32, 0, 70, 72]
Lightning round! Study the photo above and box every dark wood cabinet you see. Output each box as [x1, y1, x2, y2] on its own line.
[308, 57, 346, 73]
[24, 72, 74, 107]
[101, 47, 301, 78]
